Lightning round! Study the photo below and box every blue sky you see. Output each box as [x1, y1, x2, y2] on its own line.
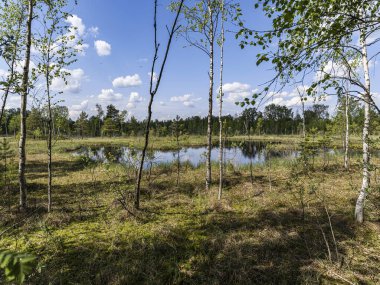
[60, 0, 274, 120]
[1, 0, 380, 120]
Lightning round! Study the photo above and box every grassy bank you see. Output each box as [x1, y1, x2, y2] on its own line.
[2, 133, 374, 153]
[0, 137, 379, 284]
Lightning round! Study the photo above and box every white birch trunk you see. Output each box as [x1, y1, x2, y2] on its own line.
[206, 0, 214, 190]
[344, 89, 349, 170]
[355, 28, 371, 223]
[218, 0, 225, 200]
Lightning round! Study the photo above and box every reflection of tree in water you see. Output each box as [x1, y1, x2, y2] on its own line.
[87, 146, 124, 163]
[103, 146, 124, 163]
[78, 141, 297, 166]
[239, 141, 266, 158]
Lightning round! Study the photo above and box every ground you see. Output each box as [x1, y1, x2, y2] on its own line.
[0, 136, 379, 284]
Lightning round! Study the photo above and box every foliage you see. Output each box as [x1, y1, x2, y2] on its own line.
[0, 250, 37, 284]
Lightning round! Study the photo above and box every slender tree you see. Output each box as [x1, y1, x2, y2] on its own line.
[134, 0, 185, 209]
[95, 104, 104, 136]
[218, 0, 225, 200]
[355, 20, 371, 223]
[344, 83, 350, 170]
[296, 86, 306, 139]
[18, 0, 34, 211]
[35, 0, 80, 212]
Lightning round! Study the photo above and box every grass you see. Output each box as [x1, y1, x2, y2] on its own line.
[0, 135, 379, 284]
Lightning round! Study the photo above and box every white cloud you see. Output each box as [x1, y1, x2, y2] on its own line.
[76, 43, 90, 56]
[88, 26, 99, 38]
[159, 101, 166, 106]
[126, 102, 135, 109]
[170, 94, 201, 107]
[69, 100, 88, 118]
[170, 94, 192, 102]
[223, 82, 251, 93]
[66, 15, 85, 36]
[98, 89, 123, 101]
[148, 72, 158, 83]
[112, 74, 142, 88]
[129, 92, 142, 103]
[314, 60, 348, 81]
[65, 15, 88, 56]
[264, 85, 325, 108]
[223, 82, 256, 103]
[94, 40, 111, 56]
[51, 68, 86, 94]
[15, 60, 37, 73]
[126, 92, 143, 109]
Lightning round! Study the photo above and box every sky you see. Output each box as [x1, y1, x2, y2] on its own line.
[1, 0, 380, 120]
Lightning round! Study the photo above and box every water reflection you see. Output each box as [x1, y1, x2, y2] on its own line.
[74, 141, 302, 168]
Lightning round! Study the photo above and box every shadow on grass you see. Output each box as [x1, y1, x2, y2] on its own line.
[30, 206, 357, 285]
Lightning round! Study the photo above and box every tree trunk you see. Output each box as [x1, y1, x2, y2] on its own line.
[301, 95, 306, 139]
[46, 64, 53, 212]
[18, 0, 33, 211]
[206, 1, 214, 191]
[135, 95, 153, 209]
[344, 89, 349, 170]
[134, 0, 184, 209]
[355, 28, 371, 223]
[218, 0, 225, 200]
[176, 133, 180, 187]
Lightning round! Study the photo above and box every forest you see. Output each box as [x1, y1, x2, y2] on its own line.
[0, 0, 380, 284]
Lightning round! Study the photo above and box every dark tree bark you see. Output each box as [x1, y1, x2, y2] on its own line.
[135, 0, 184, 209]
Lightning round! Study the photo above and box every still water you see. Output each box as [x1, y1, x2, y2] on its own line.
[74, 141, 300, 167]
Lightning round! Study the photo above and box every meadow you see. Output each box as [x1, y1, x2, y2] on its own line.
[0, 135, 379, 284]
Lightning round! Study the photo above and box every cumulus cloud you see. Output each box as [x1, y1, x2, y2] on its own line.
[98, 89, 123, 101]
[69, 100, 88, 118]
[263, 85, 332, 109]
[126, 92, 143, 109]
[51, 68, 86, 94]
[314, 60, 348, 82]
[223, 82, 256, 103]
[65, 15, 89, 55]
[94, 40, 111, 56]
[66, 15, 85, 36]
[223, 82, 251, 93]
[112, 74, 142, 88]
[170, 94, 201, 107]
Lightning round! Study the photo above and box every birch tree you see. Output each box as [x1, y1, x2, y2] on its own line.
[239, 0, 380, 223]
[217, 0, 225, 200]
[18, 0, 34, 211]
[34, 0, 79, 212]
[171, 0, 240, 190]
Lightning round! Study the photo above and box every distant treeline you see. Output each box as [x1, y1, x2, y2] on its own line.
[1, 97, 377, 138]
